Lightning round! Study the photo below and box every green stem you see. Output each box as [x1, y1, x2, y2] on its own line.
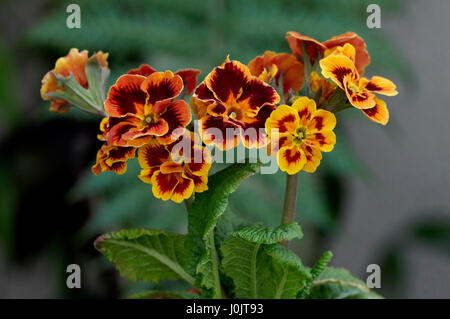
[281, 173, 299, 247]
[184, 195, 194, 211]
[209, 230, 223, 299]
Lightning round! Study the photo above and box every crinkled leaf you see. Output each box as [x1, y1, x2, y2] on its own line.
[95, 229, 195, 285]
[297, 250, 333, 298]
[307, 267, 381, 299]
[232, 222, 303, 244]
[221, 236, 311, 299]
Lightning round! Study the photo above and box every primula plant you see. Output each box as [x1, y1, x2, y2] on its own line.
[41, 31, 397, 299]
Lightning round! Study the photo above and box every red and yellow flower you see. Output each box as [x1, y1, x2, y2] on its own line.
[41, 48, 109, 113]
[248, 51, 304, 99]
[191, 58, 280, 150]
[265, 97, 336, 174]
[286, 31, 370, 74]
[92, 143, 136, 175]
[100, 70, 192, 147]
[319, 44, 397, 125]
[322, 32, 371, 75]
[128, 64, 201, 95]
[285, 31, 327, 66]
[137, 134, 211, 203]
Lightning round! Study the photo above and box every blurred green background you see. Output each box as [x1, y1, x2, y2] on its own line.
[0, 0, 448, 298]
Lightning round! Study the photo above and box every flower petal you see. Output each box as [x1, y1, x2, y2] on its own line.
[277, 145, 306, 175]
[265, 104, 299, 135]
[175, 69, 202, 95]
[138, 167, 160, 184]
[268, 134, 293, 155]
[278, 55, 305, 95]
[186, 173, 208, 193]
[121, 118, 169, 145]
[291, 97, 317, 125]
[201, 115, 240, 150]
[242, 104, 275, 148]
[301, 144, 322, 173]
[308, 109, 337, 133]
[365, 76, 398, 96]
[249, 51, 304, 95]
[286, 31, 326, 65]
[191, 83, 226, 119]
[323, 32, 371, 75]
[171, 175, 195, 203]
[343, 77, 376, 109]
[361, 97, 389, 125]
[138, 138, 170, 169]
[128, 64, 157, 76]
[151, 171, 180, 201]
[205, 60, 252, 104]
[141, 70, 184, 106]
[185, 146, 212, 176]
[54, 48, 89, 87]
[92, 144, 135, 175]
[306, 131, 336, 152]
[160, 161, 184, 174]
[237, 78, 280, 114]
[105, 74, 147, 118]
[157, 100, 192, 144]
[104, 116, 142, 146]
[320, 55, 357, 89]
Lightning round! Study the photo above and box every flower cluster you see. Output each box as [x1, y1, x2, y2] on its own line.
[41, 30, 397, 202]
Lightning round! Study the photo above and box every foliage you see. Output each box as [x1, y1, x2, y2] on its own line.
[95, 163, 377, 299]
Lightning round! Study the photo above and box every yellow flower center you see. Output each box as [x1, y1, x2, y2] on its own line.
[227, 107, 242, 120]
[292, 126, 307, 146]
[145, 116, 153, 124]
[348, 81, 360, 94]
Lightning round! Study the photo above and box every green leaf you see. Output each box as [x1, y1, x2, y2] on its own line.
[232, 223, 303, 244]
[128, 290, 199, 299]
[221, 237, 311, 299]
[297, 250, 333, 298]
[214, 208, 250, 246]
[95, 228, 195, 286]
[186, 163, 260, 294]
[307, 267, 381, 299]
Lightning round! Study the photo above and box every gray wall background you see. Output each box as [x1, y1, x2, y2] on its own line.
[331, 0, 450, 298]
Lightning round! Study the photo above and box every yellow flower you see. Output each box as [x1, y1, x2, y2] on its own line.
[265, 97, 336, 174]
[320, 44, 398, 125]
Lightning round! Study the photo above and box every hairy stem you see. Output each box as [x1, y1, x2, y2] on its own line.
[184, 195, 194, 211]
[281, 173, 299, 247]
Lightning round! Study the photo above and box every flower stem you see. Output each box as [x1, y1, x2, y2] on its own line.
[184, 195, 194, 211]
[281, 173, 299, 247]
